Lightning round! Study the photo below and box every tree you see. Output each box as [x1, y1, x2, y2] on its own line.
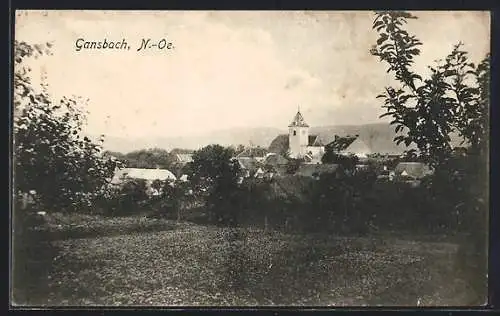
[13, 40, 122, 303]
[185, 144, 241, 225]
[13, 40, 120, 212]
[371, 11, 489, 303]
[370, 11, 488, 167]
[123, 148, 173, 169]
[117, 179, 149, 214]
[235, 144, 246, 155]
[321, 146, 359, 173]
[161, 179, 191, 221]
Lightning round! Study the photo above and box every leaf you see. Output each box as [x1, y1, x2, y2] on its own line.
[379, 43, 395, 51]
[377, 33, 389, 45]
[372, 20, 384, 29]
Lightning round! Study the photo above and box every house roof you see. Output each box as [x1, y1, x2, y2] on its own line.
[311, 125, 416, 155]
[170, 148, 194, 155]
[288, 111, 309, 128]
[111, 168, 177, 184]
[342, 137, 372, 157]
[237, 157, 261, 172]
[236, 147, 268, 158]
[325, 135, 358, 151]
[394, 162, 433, 179]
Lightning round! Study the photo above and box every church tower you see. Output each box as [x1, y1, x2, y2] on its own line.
[288, 107, 309, 158]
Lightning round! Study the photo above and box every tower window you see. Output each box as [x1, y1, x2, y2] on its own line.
[293, 131, 296, 136]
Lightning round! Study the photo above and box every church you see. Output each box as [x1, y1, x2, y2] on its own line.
[269, 108, 325, 163]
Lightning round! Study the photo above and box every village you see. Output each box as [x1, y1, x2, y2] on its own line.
[110, 108, 445, 193]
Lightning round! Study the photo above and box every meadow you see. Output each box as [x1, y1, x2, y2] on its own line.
[16, 212, 476, 307]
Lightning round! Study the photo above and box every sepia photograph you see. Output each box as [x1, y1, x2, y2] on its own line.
[11, 10, 490, 307]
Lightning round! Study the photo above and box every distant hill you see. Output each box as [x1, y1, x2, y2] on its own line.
[95, 123, 466, 154]
[96, 127, 284, 154]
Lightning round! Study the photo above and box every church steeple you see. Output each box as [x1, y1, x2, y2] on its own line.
[288, 106, 309, 128]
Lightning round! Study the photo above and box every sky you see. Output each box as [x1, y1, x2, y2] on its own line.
[15, 10, 490, 139]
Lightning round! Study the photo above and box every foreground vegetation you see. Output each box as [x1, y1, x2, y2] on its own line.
[15, 212, 477, 307]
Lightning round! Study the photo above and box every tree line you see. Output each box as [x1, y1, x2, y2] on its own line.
[103, 145, 247, 170]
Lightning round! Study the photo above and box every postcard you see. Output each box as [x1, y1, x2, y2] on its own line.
[12, 10, 490, 307]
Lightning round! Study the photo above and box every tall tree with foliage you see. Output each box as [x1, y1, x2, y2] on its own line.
[371, 11, 489, 304]
[185, 144, 241, 224]
[13, 40, 120, 212]
[13, 40, 121, 303]
[370, 11, 488, 167]
[121, 148, 174, 169]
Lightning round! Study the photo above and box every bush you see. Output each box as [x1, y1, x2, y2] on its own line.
[285, 158, 302, 174]
[95, 179, 149, 216]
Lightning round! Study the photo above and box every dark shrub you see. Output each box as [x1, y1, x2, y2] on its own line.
[95, 179, 150, 216]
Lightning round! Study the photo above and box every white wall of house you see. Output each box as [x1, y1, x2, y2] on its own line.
[307, 146, 325, 158]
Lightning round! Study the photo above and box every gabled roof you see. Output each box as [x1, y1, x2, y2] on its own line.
[325, 135, 358, 152]
[308, 135, 323, 147]
[288, 111, 309, 128]
[111, 168, 177, 184]
[394, 162, 433, 179]
[237, 157, 261, 172]
[342, 137, 372, 157]
[236, 147, 268, 158]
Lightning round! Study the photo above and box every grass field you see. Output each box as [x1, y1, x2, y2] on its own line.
[17, 213, 477, 307]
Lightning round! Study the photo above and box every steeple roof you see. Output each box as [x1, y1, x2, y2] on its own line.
[288, 109, 309, 127]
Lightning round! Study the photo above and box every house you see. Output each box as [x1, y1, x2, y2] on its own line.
[355, 164, 369, 171]
[394, 162, 433, 180]
[341, 137, 372, 158]
[254, 167, 265, 179]
[236, 147, 268, 162]
[236, 157, 262, 178]
[110, 167, 178, 196]
[111, 168, 177, 184]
